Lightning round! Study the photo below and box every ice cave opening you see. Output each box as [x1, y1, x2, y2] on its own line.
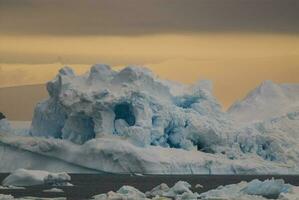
[61, 114, 96, 144]
[114, 103, 136, 126]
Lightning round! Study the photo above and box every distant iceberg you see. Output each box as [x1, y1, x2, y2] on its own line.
[0, 65, 298, 174]
[228, 80, 299, 124]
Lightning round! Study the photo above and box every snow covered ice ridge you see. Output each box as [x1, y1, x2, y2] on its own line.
[91, 178, 299, 200]
[0, 64, 299, 174]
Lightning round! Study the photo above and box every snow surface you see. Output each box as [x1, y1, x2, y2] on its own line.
[0, 65, 298, 174]
[2, 169, 71, 187]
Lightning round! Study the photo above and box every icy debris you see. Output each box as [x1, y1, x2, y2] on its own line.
[117, 185, 148, 199]
[145, 183, 170, 197]
[199, 178, 299, 200]
[2, 169, 71, 187]
[243, 179, 291, 198]
[92, 181, 201, 200]
[91, 179, 299, 200]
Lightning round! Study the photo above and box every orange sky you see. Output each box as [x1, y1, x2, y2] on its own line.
[0, 33, 299, 109]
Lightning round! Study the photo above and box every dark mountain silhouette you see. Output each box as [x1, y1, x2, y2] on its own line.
[0, 112, 5, 120]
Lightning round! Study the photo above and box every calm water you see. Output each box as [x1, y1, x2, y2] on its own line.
[0, 174, 299, 200]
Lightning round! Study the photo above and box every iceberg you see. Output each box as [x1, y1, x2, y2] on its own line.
[228, 80, 299, 124]
[162, 181, 199, 199]
[30, 65, 229, 151]
[145, 183, 170, 197]
[2, 169, 71, 187]
[92, 185, 148, 200]
[0, 65, 298, 174]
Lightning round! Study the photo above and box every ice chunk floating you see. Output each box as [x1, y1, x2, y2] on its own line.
[0, 65, 299, 174]
[2, 169, 71, 187]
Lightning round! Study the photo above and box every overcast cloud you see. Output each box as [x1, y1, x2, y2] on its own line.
[1, 0, 299, 36]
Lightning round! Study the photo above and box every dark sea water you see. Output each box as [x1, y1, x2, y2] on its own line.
[0, 174, 299, 200]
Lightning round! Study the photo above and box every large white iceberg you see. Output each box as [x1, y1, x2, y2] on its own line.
[0, 65, 298, 174]
[30, 65, 229, 151]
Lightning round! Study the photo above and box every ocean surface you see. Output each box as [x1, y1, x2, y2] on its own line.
[0, 174, 299, 199]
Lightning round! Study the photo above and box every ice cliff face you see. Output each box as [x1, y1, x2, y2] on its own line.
[0, 65, 298, 174]
[30, 65, 231, 152]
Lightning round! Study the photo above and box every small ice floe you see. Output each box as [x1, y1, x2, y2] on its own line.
[92, 185, 148, 200]
[195, 183, 204, 189]
[0, 194, 14, 200]
[0, 185, 25, 190]
[2, 169, 71, 187]
[163, 181, 199, 199]
[0, 194, 66, 200]
[133, 173, 144, 176]
[145, 183, 170, 197]
[43, 188, 64, 193]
